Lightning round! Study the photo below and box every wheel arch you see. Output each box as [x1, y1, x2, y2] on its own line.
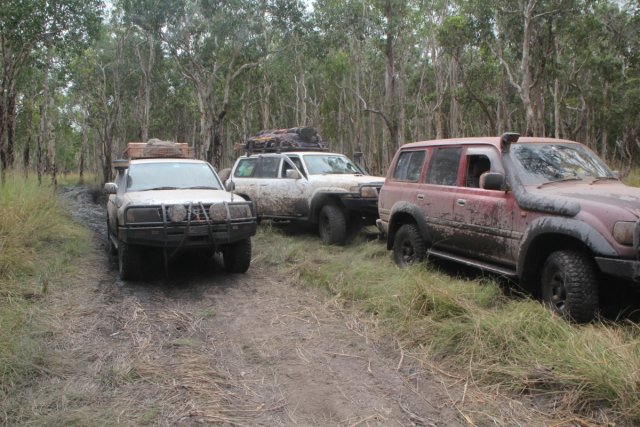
[517, 217, 616, 294]
[310, 193, 344, 223]
[387, 202, 432, 250]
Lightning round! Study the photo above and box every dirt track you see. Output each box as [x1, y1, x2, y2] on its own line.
[6, 187, 570, 426]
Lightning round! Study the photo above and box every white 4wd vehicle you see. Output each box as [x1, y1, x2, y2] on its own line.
[104, 141, 257, 280]
[228, 151, 384, 245]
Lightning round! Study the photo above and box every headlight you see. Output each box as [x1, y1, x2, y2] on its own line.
[125, 207, 162, 223]
[209, 204, 227, 221]
[360, 186, 378, 198]
[229, 204, 252, 219]
[613, 221, 635, 245]
[167, 204, 187, 222]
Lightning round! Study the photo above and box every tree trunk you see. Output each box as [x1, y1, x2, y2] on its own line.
[79, 109, 88, 184]
[37, 47, 53, 185]
[135, 31, 155, 142]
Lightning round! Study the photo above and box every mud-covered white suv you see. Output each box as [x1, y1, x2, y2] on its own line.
[378, 133, 640, 322]
[228, 151, 384, 245]
[104, 141, 257, 280]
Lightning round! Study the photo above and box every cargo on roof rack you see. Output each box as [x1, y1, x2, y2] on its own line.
[242, 127, 328, 154]
[122, 139, 195, 160]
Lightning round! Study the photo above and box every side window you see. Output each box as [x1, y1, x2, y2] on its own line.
[465, 155, 491, 188]
[254, 157, 280, 178]
[426, 147, 462, 186]
[392, 150, 426, 182]
[280, 159, 298, 178]
[287, 156, 307, 178]
[234, 158, 257, 177]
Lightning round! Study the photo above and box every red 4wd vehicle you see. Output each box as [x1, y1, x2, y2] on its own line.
[378, 133, 640, 322]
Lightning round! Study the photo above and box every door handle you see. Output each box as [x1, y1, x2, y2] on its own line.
[456, 199, 466, 206]
[417, 194, 424, 200]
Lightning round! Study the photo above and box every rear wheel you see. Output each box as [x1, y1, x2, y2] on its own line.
[393, 224, 426, 267]
[223, 238, 252, 273]
[318, 204, 347, 245]
[541, 250, 599, 322]
[118, 239, 142, 280]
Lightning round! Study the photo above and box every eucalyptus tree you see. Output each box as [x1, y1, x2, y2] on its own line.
[121, 0, 269, 168]
[0, 0, 101, 182]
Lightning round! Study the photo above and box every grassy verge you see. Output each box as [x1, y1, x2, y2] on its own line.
[0, 174, 92, 396]
[254, 225, 640, 424]
[623, 168, 640, 187]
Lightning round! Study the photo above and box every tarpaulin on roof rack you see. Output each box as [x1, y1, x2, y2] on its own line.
[244, 127, 328, 153]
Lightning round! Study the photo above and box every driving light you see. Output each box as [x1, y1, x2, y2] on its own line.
[167, 204, 187, 222]
[209, 204, 227, 221]
[613, 221, 634, 245]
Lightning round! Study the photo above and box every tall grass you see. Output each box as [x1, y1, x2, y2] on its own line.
[623, 168, 640, 187]
[254, 225, 640, 423]
[0, 174, 91, 394]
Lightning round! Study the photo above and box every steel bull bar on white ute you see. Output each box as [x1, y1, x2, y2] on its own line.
[119, 200, 257, 255]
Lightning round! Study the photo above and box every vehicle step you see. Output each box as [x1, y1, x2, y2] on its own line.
[427, 249, 518, 278]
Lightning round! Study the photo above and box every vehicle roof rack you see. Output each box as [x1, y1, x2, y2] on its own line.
[122, 139, 195, 160]
[242, 127, 328, 155]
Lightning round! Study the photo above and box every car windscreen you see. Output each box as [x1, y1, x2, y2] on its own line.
[126, 162, 222, 191]
[510, 143, 614, 186]
[302, 154, 363, 175]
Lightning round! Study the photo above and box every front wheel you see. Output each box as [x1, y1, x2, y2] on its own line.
[318, 205, 347, 245]
[540, 250, 599, 322]
[393, 224, 426, 267]
[223, 238, 252, 273]
[118, 239, 142, 280]
[106, 219, 117, 255]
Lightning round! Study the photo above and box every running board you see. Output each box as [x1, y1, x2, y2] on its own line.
[427, 249, 518, 278]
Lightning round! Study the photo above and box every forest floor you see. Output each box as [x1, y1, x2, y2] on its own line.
[11, 186, 593, 426]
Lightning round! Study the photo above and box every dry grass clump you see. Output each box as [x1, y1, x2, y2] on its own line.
[254, 226, 640, 424]
[0, 174, 90, 400]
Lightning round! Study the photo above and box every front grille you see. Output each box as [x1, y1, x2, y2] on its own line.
[186, 204, 211, 222]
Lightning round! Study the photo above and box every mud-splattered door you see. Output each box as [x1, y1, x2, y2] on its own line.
[450, 147, 518, 265]
[257, 157, 308, 218]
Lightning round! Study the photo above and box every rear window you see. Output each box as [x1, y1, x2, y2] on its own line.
[234, 158, 258, 177]
[426, 147, 461, 186]
[392, 150, 426, 182]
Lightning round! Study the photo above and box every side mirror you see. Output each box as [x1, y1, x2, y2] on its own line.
[225, 180, 236, 192]
[480, 172, 505, 191]
[285, 169, 301, 179]
[104, 182, 118, 195]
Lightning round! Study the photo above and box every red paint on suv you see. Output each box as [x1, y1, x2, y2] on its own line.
[377, 133, 640, 322]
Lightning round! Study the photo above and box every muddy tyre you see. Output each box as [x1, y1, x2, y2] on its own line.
[541, 250, 599, 322]
[106, 220, 117, 255]
[318, 204, 347, 245]
[393, 224, 426, 267]
[223, 238, 252, 273]
[118, 239, 142, 280]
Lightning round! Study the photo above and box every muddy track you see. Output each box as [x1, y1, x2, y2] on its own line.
[6, 186, 564, 426]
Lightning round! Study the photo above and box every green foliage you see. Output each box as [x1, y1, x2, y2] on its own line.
[255, 225, 640, 423]
[0, 175, 92, 397]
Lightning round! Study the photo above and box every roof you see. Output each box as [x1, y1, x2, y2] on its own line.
[400, 136, 582, 150]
